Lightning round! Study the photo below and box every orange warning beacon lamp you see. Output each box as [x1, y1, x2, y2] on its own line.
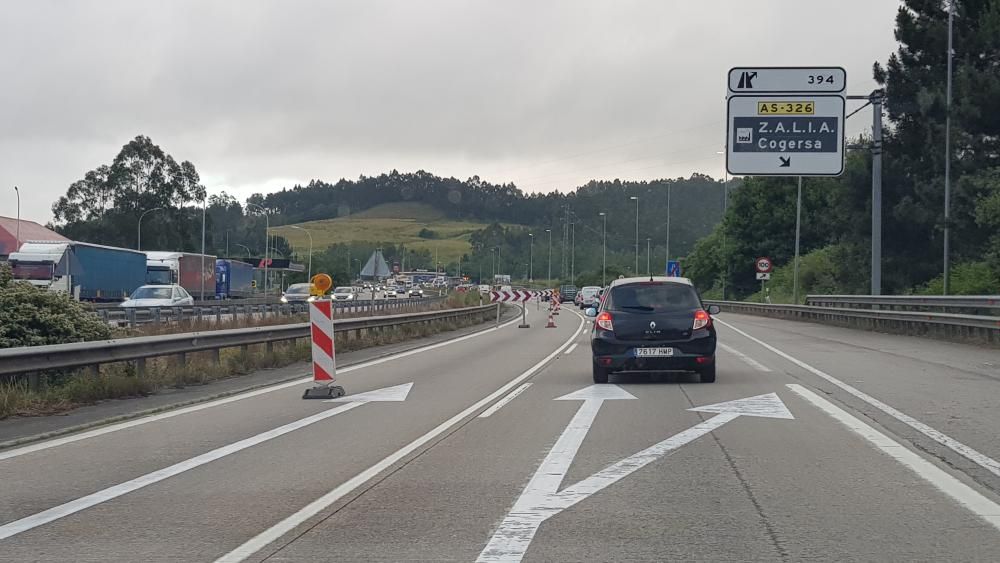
[310, 273, 332, 296]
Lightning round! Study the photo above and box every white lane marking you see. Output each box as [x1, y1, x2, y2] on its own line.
[717, 319, 1000, 479]
[718, 342, 772, 372]
[564, 343, 578, 355]
[215, 314, 587, 563]
[478, 392, 793, 562]
[0, 401, 364, 540]
[478, 383, 533, 418]
[787, 384, 1000, 531]
[0, 312, 524, 462]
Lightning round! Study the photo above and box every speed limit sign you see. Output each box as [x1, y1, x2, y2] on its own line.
[755, 256, 773, 273]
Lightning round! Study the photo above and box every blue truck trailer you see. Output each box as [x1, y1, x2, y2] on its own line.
[8, 241, 147, 301]
[215, 259, 255, 299]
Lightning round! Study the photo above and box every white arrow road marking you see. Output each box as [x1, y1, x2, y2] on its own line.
[718, 342, 771, 372]
[214, 314, 587, 563]
[717, 318, 1000, 479]
[0, 383, 413, 541]
[787, 384, 1000, 531]
[477, 392, 793, 562]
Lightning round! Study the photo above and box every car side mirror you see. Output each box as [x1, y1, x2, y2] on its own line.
[707, 304, 721, 315]
[585, 307, 598, 317]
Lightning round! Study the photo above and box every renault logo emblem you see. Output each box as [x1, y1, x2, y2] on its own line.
[649, 321, 656, 329]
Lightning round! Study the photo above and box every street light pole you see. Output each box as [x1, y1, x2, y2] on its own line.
[137, 207, 164, 251]
[630, 196, 639, 275]
[289, 225, 313, 281]
[545, 229, 552, 282]
[570, 222, 575, 282]
[665, 184, 671, 271]
[599, 212, 607, 286]
[236, 243, 251, 258]
[13, 186, 20, 250]
[646, 238, 651, 276]
[200, 197, 207, 301]
[943, 0, 955, 295]
[528, 233, 534, 282]
[246, 203, 269, 298]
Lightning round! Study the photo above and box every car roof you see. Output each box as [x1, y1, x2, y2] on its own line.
[608, 276, 693, 289]
[137, 284, 177, 289]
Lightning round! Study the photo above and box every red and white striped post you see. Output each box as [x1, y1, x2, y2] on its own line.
[302, 299, 346, 399]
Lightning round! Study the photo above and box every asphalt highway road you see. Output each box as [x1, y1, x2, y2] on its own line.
[2, 305, 1000, 562]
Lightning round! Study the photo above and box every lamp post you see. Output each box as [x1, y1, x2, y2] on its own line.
[137, 207, 164, 251]
[943, 0, 955, 294]
[289, 225, 313, 281]
[235, 243, 251, 258]
[246, 203, 269, 297]
[630, 196, 639, 275]
[200, 196, 207, 301]
[528, 233, 534, 282]
[545, 228, 552, 282]
[13, 186, 20, 250]
[665, 184, 671, 270]
[646, 238, 651, 276]
[570, 222, 575, 282]
[599, 212, 607, 286]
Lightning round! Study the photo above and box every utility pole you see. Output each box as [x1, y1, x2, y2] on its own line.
[561, 206, 569, 280]
[630, 196, 639, 275]
[872, 93, 883, 296]
[665, 184, 671, 271]
[943, 0, 954, 295]
[200, 197, 207, 301]
[545, 228, 552, 282]
[13, 186, 20, 250]
[646, 238, 651, 276]
[599, 212, 607, 286]
[570, 222, 575, 282]
[528, 233, 534, 282]
[793, 177, 803, 304]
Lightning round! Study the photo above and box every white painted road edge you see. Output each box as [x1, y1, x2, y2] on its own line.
[213, 312, 587, 563]
[478, 383, 533, 418]
[718, 342, 771, 372]
[717, 318, 1000, 480]
[0, 310, 525, 462]
[787, 384, 1000, 531]
[564, 343, 578, 355]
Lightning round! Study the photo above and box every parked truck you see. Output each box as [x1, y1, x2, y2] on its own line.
[215, 259, 255, 299]
[145, 251, 217, 300]
[8, 241, 147, 301]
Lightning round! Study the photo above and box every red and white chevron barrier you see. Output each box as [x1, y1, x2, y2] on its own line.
[303, 299, 346, 399]
[490, 290, 534, 303]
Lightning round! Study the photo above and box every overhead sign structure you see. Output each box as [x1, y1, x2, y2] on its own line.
[755, 256, 773, 273]
[726, 67, 846, 177]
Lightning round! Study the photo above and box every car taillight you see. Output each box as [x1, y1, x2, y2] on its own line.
[596, 311, 614, 331]
[693, 309, 711, 330]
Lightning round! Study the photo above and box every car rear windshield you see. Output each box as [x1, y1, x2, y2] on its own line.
[605, 283, 701, 313]
[131, 287, 172, 299]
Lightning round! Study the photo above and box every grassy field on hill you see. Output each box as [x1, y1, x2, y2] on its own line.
[275, 202, 512, 264]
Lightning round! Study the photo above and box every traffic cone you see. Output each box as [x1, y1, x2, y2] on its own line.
[546, 310, 557, 328]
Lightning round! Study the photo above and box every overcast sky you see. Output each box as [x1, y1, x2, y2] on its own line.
[1, 0, 901, 223]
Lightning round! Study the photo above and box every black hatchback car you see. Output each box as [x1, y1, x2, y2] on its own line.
[586, 277, 720, 383]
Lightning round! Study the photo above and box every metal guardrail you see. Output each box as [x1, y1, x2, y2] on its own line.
[705, 300, 1000, 346]
[0, 303, 497, 379]
[805, 294, 1000, 313]
[96, 297, 447, 327]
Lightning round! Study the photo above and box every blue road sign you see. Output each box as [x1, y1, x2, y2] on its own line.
[666, 260, 681, 277]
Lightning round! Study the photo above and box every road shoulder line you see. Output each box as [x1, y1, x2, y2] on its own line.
[477, 383, 532, 418]
[787, 384, 1000, 531]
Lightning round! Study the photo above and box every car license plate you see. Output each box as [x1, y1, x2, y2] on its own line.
[635, 347, 673, 357]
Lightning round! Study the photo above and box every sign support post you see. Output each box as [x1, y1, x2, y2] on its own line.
[793, 176, 802, 303]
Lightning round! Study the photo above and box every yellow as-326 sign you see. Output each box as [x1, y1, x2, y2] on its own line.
[757, 101, 814, 115]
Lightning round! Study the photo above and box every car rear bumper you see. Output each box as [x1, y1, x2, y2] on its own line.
[591, 333, 716, 372]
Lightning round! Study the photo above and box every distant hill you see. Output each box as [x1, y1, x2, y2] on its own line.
[279, 202, 513, 264]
